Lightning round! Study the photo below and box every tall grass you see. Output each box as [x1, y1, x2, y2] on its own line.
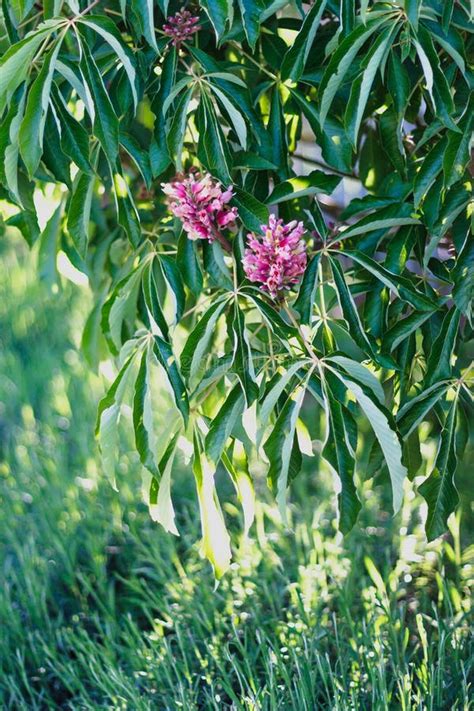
[0, 232, 472, 710]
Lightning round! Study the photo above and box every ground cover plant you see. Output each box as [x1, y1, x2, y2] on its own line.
[0, 1, 472, 571]
[0, 237, 472, 709]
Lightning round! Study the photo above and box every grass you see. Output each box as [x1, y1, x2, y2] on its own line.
[0, 233, 473, 710]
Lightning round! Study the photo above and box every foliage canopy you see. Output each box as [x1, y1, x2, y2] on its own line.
[0, 0, 472, 575]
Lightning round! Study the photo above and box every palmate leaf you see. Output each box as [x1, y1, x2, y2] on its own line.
[425, 308, 461, 387]
[180, 298, 229, 381]
[293, 253, 321, 325]
[79, 15, 138, 109]
[96, 353, 137, 490]
[133, 345, 160, 476]
[329, 368, 407, 513]
[263, 376, 309, 520]
[257, 360, 311, 447]
[101, 262, 147, 355]
[67, 171, 95, 258]
[231, 301, 259, 405]
[266, 171, 340, 205]
[419, 396, 460, 540]
[237, 0, 263, 50]
[322, 372, 361, 534]
[205, 383, 245, 464]
[147, 429, 180, 535]
[193, 430, 232, 578]
[318, 14, 391, 128]
[200, 0, 233, 43]
[19, 39, 63, 176]
[0, 21, 61, 114]
[152, 334, 189, 427]
[221, 441, 255, 537]
[342, 250, 438, 312]
[78, 36, 120, 165]
[280, 0, 327, 81]
[397, 381, 451, 438]
[344, 25, 397, 147]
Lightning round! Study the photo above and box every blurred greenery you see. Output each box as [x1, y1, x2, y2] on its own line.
[0, 229, 473, 709]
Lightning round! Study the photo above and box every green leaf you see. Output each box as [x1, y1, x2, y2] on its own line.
[333, 373, 407, 512]
[181, 298, 229, 381]
[52, 88, 93, 175]
[397, 381, 451, 438]
[387, 50, 410, 118]
[177, 232, 203, 296]
[221, 441, 255, 537]
[131, 0, 159, 52]
[383, 311, 434, 352]
[258, 360, 310, 447]
[79, 15, 138, 109]
[242, 290, 296, 341]
[112, 170, 141, 247]
[280, 0, 327, 81]
[133, 346, 160, 477]
[443, 116, 473, 189]
[9, 0, 35, 23]
[167, 86, 192, 171]
[67, 171, 94, 258]
[152, 335, 189, 426]
[199, 93, 232, 183]
[193, 431, 232, 578]
[205, 384, 245, 463]
[1, 85, 26, 203]
[210, 84, 247, 149]
[322, 373, 361, 533]
[101, 263, 146, 355]
[37, 203, 62, 287]
[147, 429, 180, 535]
[119, 132, 152, 188]
[200, 0, 232, 42]
[343, 250, 438, 311]
[337, 212, 420, 243]
[268, 86, 288, 177]
[419, 397, 459, 540]
[413, 136, 447, 208]
[96, 354, 136, 490]
[266, 171, 340, 204]
[293, 252, 321, 324]
[232, 187, 269, 232]
[452, 235, 474, 321]
[344, 26, 395, 147]
[414, 27, 457, 130]
[150, 47, 176, 176]
[319, 15, 388, 128]
[263, 382, 307, 520]
[404, 0, 420, 30]
[290, 88, 352, 173]
[140, 262, 169, 341]
[425, 308, 461, 387]
[231, 301, 258, 405]
[237, 0, 262, 50]
[19, 40, 62, 177]
[0, 24, 57, 114]
[325, 355, 385, 405]
[330, 256, 377, 360]
[159, 255, 186, 323]
[79, 38, 119, 165]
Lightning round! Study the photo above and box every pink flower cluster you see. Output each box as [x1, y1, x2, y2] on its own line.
[163, 9, 200, 45]
[162, 172, 238, 242]
[243, 215, 307, 299]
